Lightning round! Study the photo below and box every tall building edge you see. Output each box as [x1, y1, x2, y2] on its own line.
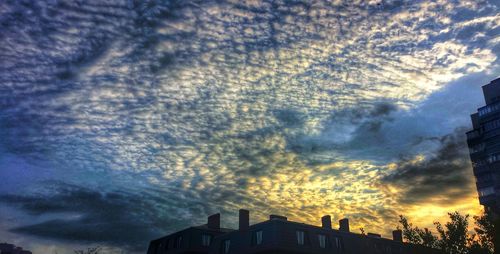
[467, 77, 500, 254]
[466, 77, 500, 214]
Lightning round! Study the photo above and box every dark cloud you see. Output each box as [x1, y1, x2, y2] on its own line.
[285, 102, 398, 162]
[0, 182, 206, 251]
[369, 102, 398, 118]
[273, 109, 306, 128]
[381, 127, 475, 204]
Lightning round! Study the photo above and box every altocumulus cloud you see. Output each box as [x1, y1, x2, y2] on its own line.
[0, 0, 499, 252]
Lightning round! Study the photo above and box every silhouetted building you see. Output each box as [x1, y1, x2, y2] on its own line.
[147, 210, 443, 254]
[467, 77, 500, 214]
[148, 213, 234, 254]
[0, 243, 32, 254]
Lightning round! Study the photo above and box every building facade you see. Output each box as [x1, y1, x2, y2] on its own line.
[467, 78, 500, 214]
[147, 210, 442, 254]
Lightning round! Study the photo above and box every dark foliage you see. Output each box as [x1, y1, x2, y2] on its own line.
[399, 211, 493, 254]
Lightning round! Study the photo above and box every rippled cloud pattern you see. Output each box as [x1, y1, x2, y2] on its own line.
[0, 0, 499, 252]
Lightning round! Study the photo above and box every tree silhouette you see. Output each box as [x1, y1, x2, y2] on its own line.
[399, 215, 438, 248]
[434, 212, 469, 254]
[420, 227, 439, 248]
[470, 213, 494, 254]
[399, 211, 493, 254]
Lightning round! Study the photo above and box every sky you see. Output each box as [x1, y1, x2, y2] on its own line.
[0, 0, 499, 253]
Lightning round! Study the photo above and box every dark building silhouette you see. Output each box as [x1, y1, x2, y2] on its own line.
[147, 210, 443, 254]
[0, 243, 32, 254]
[467, 77, 500, 214]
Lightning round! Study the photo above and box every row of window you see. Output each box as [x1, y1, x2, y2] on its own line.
[219, 230, 343, 254]
[154, 235, 183, 253]
[468, 117, 500, 143]
[157, 230, 412, 254]
[472, 152, 500, 167]
[157, 230, 345, 253]
[155, 233, 212, 253]
[296, 230, 343, 249]
[478, 102, 500, 116]
[220, 230, 262, 254]
[488, 153, 500, 163]
[484, 119, 500, 131]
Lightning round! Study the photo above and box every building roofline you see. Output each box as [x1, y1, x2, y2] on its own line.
[150, 225, 235, 242]
[482, 77, 500, 87]
[214, 217, 395, 242]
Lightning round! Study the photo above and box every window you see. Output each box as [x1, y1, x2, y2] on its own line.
[164, 239, 170, 250]
[479, 102, 500, 116]
[174, 235, 182, 248]
[221, 240, 230, 254]
[485, 119, 500, 131]
[202, 234, 212, 246]
[488, 153, 500, 164]
[333, 236, 343, 250]
[252, 230, 263, 245]
[479, 186, 495, 197]
[318, 234, 327, 248]
[386, 246, 392, 253]
[296, 230, 305, 245]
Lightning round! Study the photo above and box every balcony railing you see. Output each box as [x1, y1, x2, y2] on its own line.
[478, 101, 500, 117]
[483, 128, 500, 139]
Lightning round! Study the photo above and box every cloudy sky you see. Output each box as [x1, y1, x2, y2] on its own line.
[1, 0, 499, 253]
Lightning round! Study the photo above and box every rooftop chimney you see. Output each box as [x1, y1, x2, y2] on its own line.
[321, 215, 332, 229]
[207, 213, 220, 229]
[239, 209, 249, 231]
[393, 229, 403, 242]
[269, 214, 287, 221]
[339, 218, 349, 232]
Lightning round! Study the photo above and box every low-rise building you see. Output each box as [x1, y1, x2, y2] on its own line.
[147, 209, 442, 254]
